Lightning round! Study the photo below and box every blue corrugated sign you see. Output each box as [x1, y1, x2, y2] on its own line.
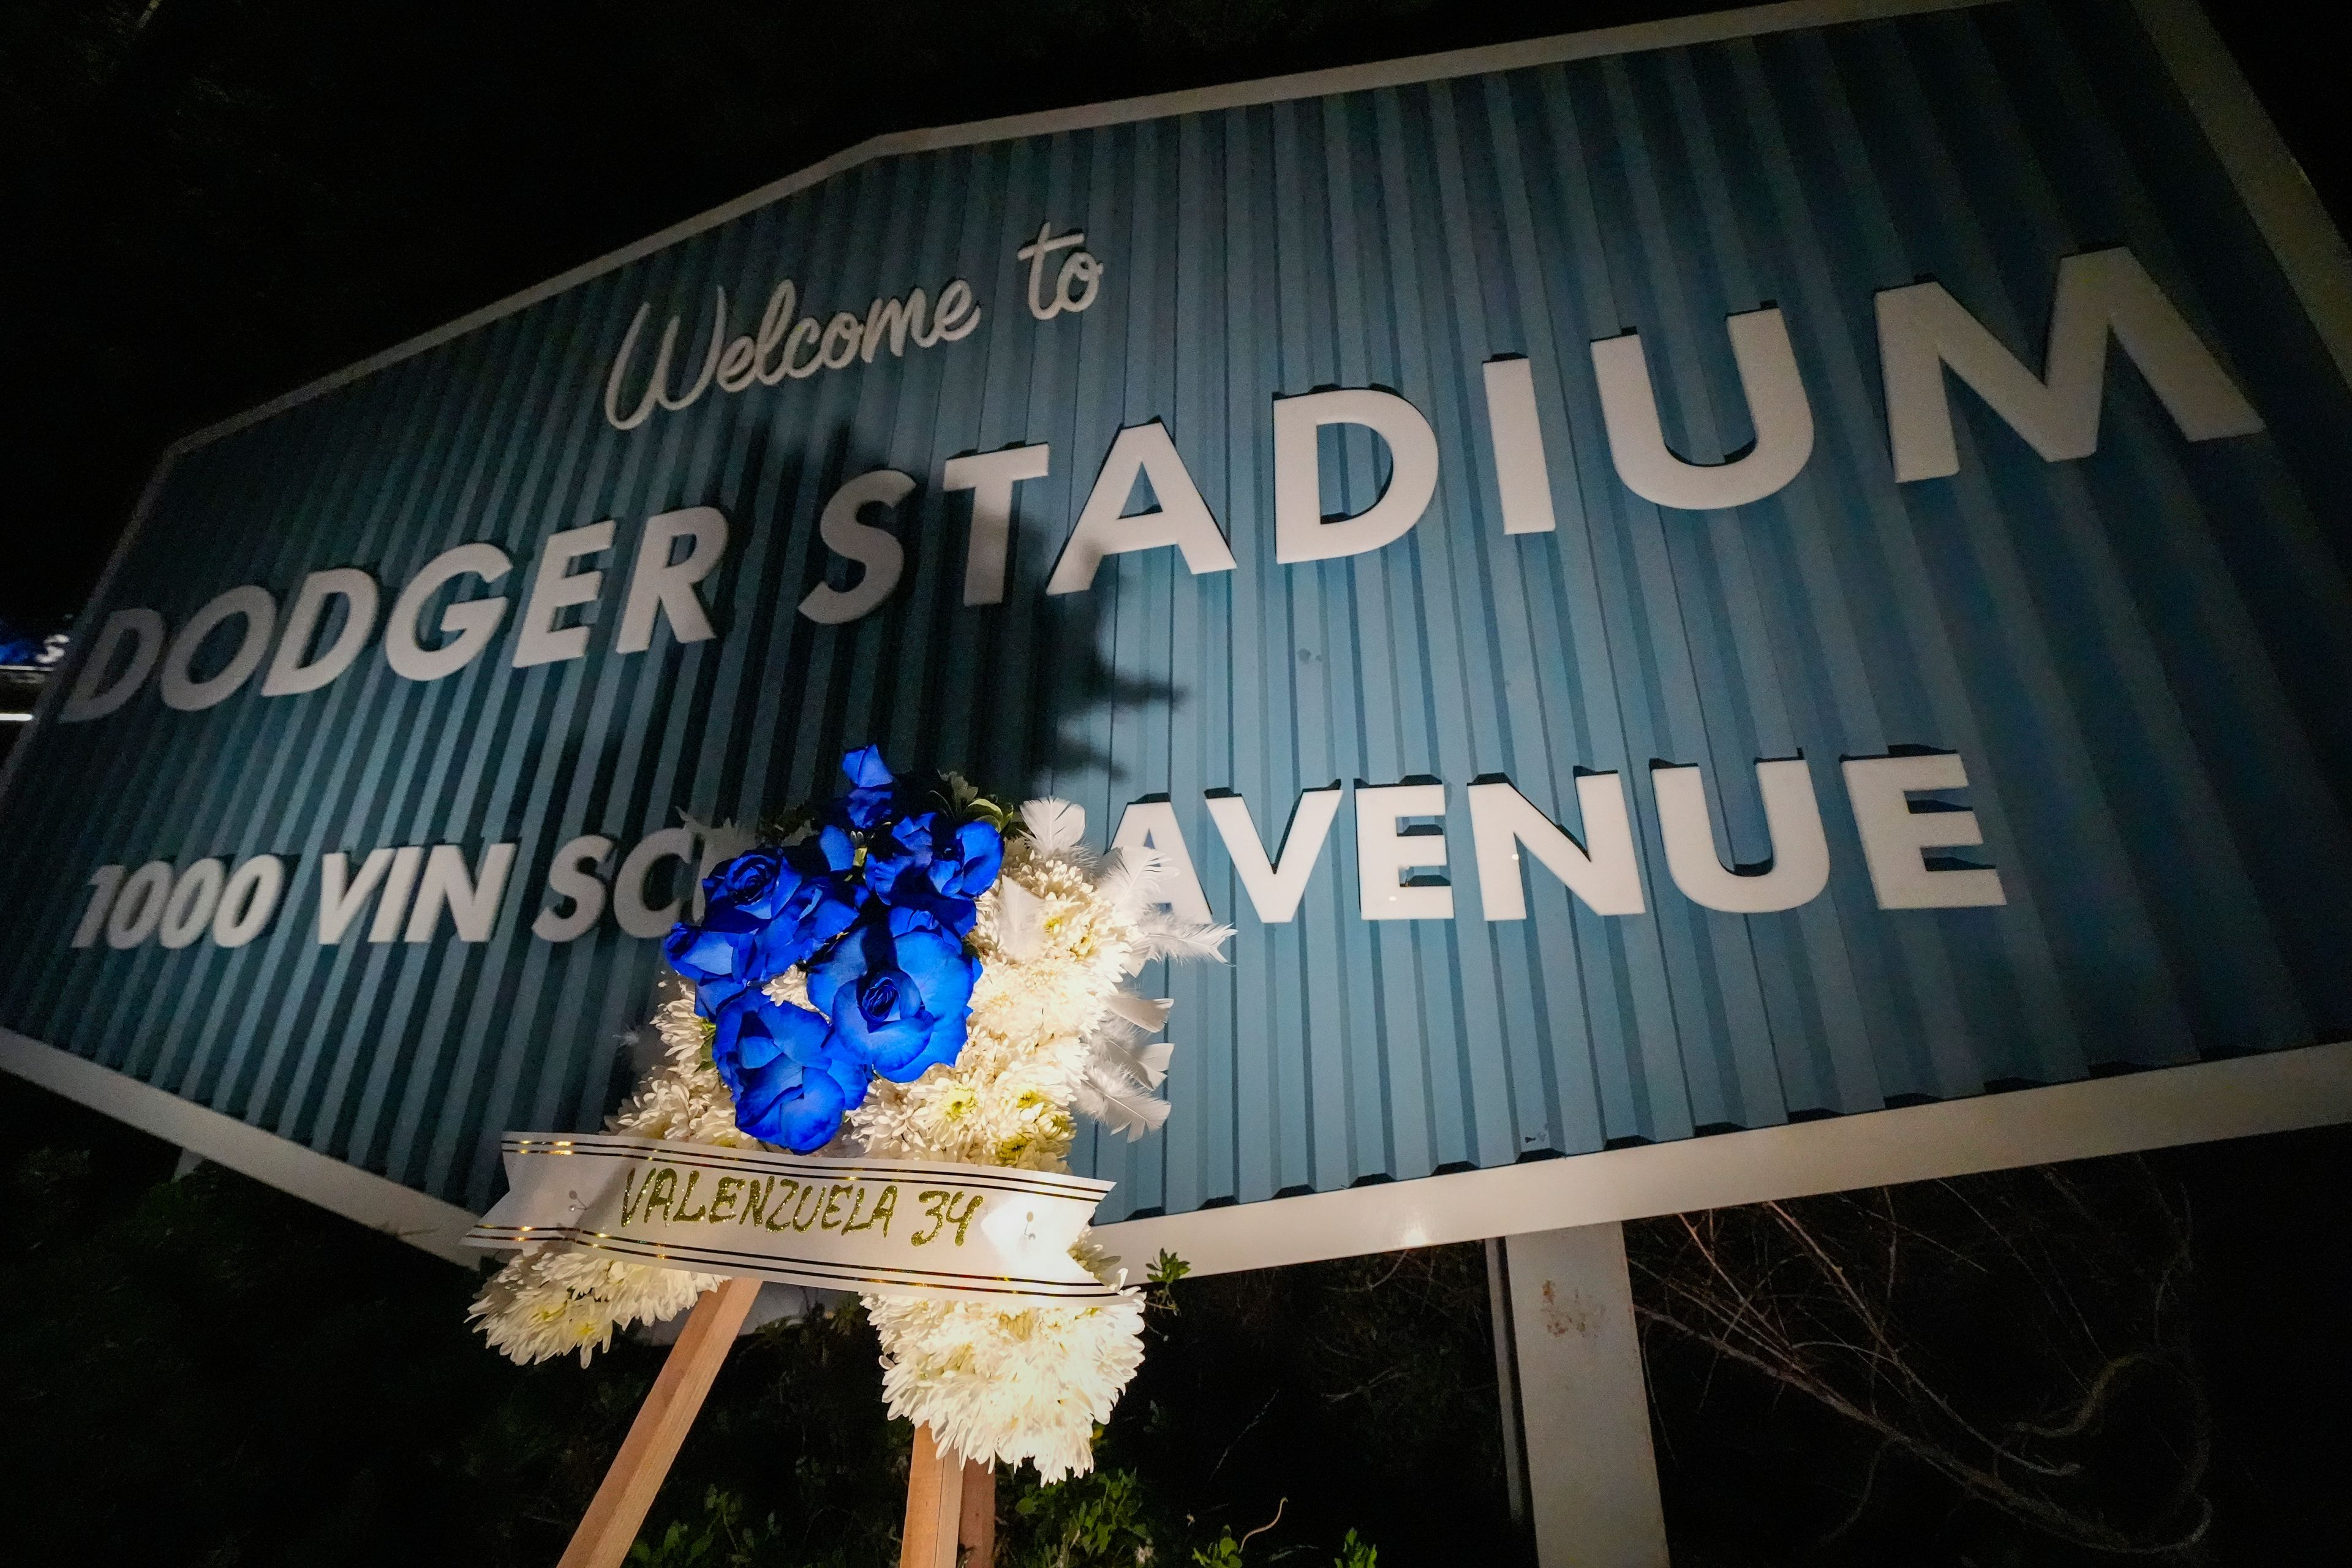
[4, 0, 2348, 1223]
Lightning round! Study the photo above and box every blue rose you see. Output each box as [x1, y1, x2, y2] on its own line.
[664, 920, 758, 1016]
[936, 818, 1005, 897]
[833, 744, 897, 831]
[704, 846, 797, 924]
[666, 834, 864, 1016]
[709, 989, 873, 1152]
[748, 829, 863, 975]
[666, 847, 797, 1011]
[864, 812, 1004, 935]
[804, 908, 979, 1082]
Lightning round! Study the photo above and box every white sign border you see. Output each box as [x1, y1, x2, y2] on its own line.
[7, 1024, 2348, 1275]
[6, 0, 2350, 1275]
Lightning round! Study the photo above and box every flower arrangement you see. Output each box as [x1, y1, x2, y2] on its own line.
[469, 748, 1230, 1480]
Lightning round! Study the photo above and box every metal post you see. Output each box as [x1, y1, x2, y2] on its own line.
[1485, 1237, 1531, 1530]
[1501, 1223, 1670, 1568]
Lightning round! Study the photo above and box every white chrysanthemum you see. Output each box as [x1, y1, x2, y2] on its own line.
[867, 1246, 1145, 1483]
[467, 980, 741, 1366]
[608, 987, 764, 1147]
[967, 850, 1140, 1038]
[469, 1241, 720, 1367]
[847, 1019, 1085, 1170]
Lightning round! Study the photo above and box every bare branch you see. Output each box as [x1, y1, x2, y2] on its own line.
[1629, 1163, 2211, 1556]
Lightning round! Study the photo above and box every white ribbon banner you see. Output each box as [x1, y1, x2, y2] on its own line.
[466, 1133, 1122, 1305]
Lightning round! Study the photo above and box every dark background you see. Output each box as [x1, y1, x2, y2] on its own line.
[0, 0, 2343, 633]
[4, 4, 2348, 1563]
[5, 1069, 2345, 1566]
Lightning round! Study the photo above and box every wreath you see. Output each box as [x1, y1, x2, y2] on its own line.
[469, 747, 1230, 1480]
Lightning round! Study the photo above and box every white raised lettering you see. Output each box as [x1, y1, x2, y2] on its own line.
[1593, 307, 1814, 510]
[1878, 247, 2261, 481]
[1651, 760, 1828, 914]
[1049, 424, 1234, 593]
[1468, 775, 1645, 919]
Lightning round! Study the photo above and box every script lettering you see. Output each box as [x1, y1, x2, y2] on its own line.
[791, 1183, 824, 1231]
[909, 1188, 984, 1247]
[641, 1166, 677, 1223]
[473, 1143, 1118, 1306]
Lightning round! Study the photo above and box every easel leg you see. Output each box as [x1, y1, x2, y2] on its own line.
[558, 1276, 763, 1568]
[959, 1455, 997, 1567]
[900, 1426, 966, 1568]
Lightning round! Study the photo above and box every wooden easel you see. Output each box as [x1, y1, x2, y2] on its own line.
[900, 1424, 997, 1568]
[556, 1278, 995, 1568]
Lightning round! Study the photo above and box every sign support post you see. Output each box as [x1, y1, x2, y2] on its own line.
[1484, 1237, 1531, 1533]
[1500, 1225, 1670, 1568]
